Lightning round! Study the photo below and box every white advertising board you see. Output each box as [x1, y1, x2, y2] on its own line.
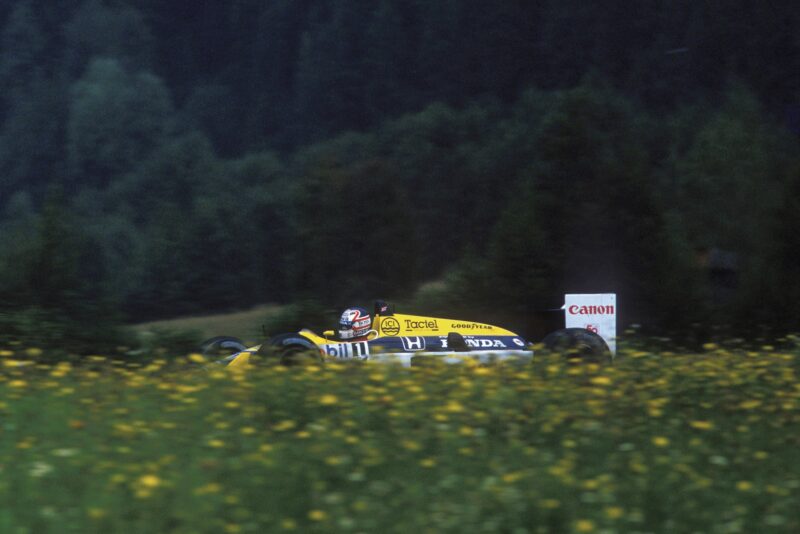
[563, 293, 617, 355]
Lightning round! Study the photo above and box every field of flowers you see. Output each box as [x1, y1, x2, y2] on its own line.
[1, 344, 799, 533]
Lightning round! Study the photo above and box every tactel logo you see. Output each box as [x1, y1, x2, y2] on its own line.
[404, 319, 439, 331]
[381, 317, 400, 336]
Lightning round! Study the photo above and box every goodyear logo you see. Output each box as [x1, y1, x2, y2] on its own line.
[381, 317, 400, 336]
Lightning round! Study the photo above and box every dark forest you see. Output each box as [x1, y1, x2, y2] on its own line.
[0, 1, 799, 350]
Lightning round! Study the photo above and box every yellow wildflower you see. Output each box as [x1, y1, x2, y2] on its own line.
[87, 508, 106, 519]
[308, 509, 327, 521]
[539, 499, 560, 509]
[690, 420, 714, 430]
[319, 394, 339, 405]
[188, 353, 206, 364]
[590, 376, 612, 386]
[138, 474, 161, 488]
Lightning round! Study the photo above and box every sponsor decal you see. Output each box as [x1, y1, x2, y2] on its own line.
[401, 337, 426, 351]
[439, 337, 506, 349]
[452, 322, 492, 330]
[567, 304, 615, 315]
[323, 342, 369, 360]
[467, 339, 506, 348]
[381, 317, 401, 336]
[404, 319, 439, 331]
[513, 338, 525, 347]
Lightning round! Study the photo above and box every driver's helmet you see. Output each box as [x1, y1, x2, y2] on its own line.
[339, 307, 371, 340]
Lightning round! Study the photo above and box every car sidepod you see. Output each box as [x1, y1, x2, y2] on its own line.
[319, 334, 533, 367]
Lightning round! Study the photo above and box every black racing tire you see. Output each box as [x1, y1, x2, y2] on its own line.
[257, 333, 323, 366]
[541, 328, 612, 364]
[200, 336, 249, 359]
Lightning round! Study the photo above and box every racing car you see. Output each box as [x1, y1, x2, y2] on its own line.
[201, 295, 615, 367]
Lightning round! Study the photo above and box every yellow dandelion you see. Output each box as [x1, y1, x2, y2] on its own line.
[736, 481, 753, 491]
[590, 376, 612, 386]
[419, 458, 436, 468]
[652, 436, 670, 447]
[605, 506, 624, 519]
[273, 420, 296, 431]
[8, 380, 27, 388]
[402, 440, 421, 451]
[582, 479, 599, 490]
[308, 509, 327, 521]
[240, 426, 256, 435]
[690, 420, 714, 430]
[281, 518, 297, 530]
[444, 400, 464, 413]
[87, 508, 106, 519]
[138, 474, 161, 488]
[224, 524, 241, 534]
[188, 353, 206, 364]
[575, 519, 595, 532]
[207, 439, 225, 448]
[25, 347, 43, 357]
[738, 400, 762, 410]
[319, 394, 339, 406]
[539, 499, 560, 509]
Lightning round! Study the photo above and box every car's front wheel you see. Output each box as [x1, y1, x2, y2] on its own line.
[257, 333, 323, 366]
[200, 336, 248, 360]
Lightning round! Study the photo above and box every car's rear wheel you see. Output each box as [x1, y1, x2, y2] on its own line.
[541, 328, 612, 364]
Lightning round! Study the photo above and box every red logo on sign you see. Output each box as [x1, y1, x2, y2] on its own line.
[567, 305, 615, 315]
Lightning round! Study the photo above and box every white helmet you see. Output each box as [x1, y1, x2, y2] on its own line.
[339, 307, 371, 340]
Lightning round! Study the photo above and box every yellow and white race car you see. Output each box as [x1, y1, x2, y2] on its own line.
[201, 299, 613, 367]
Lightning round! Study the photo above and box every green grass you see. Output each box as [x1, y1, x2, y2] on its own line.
[1, 344, 799, 533]
[130, 304, 281, 346]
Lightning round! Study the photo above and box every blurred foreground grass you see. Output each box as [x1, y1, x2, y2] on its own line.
[1, 344, 799, 533]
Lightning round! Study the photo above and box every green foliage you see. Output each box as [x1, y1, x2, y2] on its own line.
[129, 327, 204, 360]
[0, 1, 45, 99]
[67, 58, 173, 186]
[260, 299, 332, 337]
[2, 348, 800, 531]
[0, 1, 799, 343]
[63, 0, 153, 74]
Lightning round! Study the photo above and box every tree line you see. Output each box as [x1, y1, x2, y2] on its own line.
[0, 1, 798, 350]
